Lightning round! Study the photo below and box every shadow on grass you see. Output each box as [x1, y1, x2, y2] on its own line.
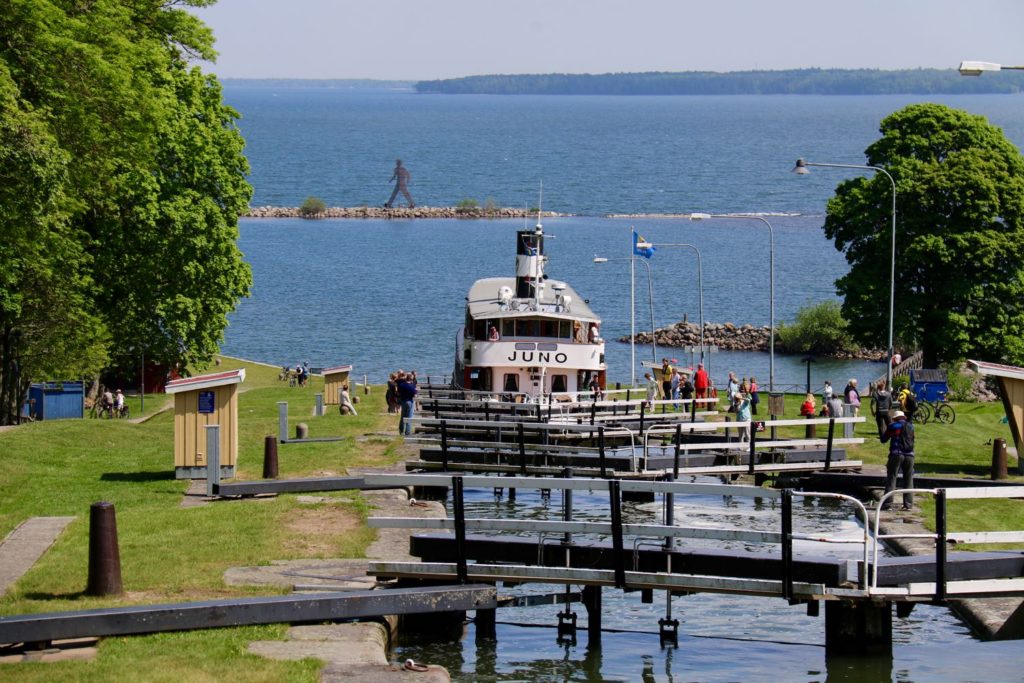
[21, 590, 89, 602]
[918, 463, 993, 478]
[100, 470, 173, 482]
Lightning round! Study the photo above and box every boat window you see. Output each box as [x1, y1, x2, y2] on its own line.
[558, 321, 573, 339]
[540, 320, 558, 338]
[503, 374, 519, 392]
[501, 319, 515, 338]
[518, 319, 539, 337]
[551, 374, 567, 393]
[472, 320, 487, 340]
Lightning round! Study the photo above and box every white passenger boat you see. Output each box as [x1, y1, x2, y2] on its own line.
[454, 221, 606, 401]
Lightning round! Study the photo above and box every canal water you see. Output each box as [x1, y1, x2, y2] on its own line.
[393, 485, 1021, 682]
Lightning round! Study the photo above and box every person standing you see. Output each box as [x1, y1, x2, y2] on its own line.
[872, 380, 893, 437]
[679, 373, 694, 407]
[114, 389, 125, 417]
[693, 363, 709, 400]
[660, 358, 674, 406]
[643, 372, 658, 410]
[827, 393, 844, 420]
[734, 391, 752, 442]
[384, 159, 415, 209]
[396, 372, 418, 435]
[881, 410, 915, 510]
[844, 379, 861, 417]
[749, 376, 760, 415]
[386, 373, 398, 414]
[670, 368, 681, 410]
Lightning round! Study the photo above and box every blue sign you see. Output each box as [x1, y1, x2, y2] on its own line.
[198, 391, 215, 414]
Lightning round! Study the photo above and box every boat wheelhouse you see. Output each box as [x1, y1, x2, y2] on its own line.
[455, 223, 606, 401]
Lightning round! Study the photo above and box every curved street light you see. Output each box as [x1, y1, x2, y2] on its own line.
[648, 242, 704, 367]
[688, 213, 775, 393]
[594, 256, 658, 383]
[793, 158, 897, 390]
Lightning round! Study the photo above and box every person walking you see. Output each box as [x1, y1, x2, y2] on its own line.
[396, 372, 418, 435]
[880, 410, 916, 511]
[643, 372, 658, 410]
[384, 159, 415, 209]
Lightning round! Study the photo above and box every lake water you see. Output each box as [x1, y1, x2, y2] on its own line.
[219, 88, 1024, 681]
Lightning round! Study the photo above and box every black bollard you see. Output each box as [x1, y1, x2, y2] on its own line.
[86, 501, 123, 596]
[992, 438, 1008, 480]
[263, 435, 279, 479]
[295, 422, 308, 440]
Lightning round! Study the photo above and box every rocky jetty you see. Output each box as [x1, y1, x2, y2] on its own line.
[624, 321, 886, 360]
[244, 206, 566, 219]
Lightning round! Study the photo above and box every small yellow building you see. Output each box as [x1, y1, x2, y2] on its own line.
[968, 360, 1024, 460]
[322, 364, 353, 405]
[166, 368, 245, 479]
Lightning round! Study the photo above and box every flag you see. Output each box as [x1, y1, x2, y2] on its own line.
[633, 230, 655, 259]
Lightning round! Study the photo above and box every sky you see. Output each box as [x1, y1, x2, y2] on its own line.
[190, 0, 1024, 80]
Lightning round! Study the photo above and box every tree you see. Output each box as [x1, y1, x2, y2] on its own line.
[0, 0, 250, 421]
[776, 301, 856, 356]
[823, 103, 1024, 368]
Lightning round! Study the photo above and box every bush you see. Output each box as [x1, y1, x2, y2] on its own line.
[456, 198, 480, 214]
[483, 197, 500, 214]
[776, 301, 857, 355]
[299, 196, 326, 217]
[942, 362, 977, 402]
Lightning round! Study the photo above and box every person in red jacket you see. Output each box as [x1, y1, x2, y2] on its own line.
[693, 363, 709, 400]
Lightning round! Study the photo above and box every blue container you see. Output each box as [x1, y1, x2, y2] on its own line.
[910, 369, 948, 402]
[26, 382, 84, 420]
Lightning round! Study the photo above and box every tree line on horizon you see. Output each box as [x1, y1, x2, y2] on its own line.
[416, 68, 1024, 96]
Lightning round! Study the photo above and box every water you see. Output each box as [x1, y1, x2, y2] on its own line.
[222, 87, 1024, 215]
[219, 89, 1024, 681]
[227, 214, 881, 388]
[392, 487, 1022, 682]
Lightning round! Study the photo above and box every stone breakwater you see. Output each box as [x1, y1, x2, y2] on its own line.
[245, 206, 566, 219]
[624, 321, 886, 360]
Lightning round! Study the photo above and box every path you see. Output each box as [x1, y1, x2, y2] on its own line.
[0, 517, 76, 596]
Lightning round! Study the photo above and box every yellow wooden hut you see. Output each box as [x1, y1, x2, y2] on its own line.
[968, 360, 1024, 462]
[165, 368, 245, 479]
[322, 364, 353, 405]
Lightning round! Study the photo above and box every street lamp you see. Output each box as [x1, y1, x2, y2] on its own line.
[688, 213, 775, 392]
[593, 256, 658, 384]
[959, 61, 1024, 76]
[648, 243, 704, 367]
[793, 158, 897, 390]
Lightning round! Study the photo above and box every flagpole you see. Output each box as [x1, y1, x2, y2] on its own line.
[629, 227, 636, 387]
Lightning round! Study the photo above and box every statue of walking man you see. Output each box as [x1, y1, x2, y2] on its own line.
[384, 159, 415, 209]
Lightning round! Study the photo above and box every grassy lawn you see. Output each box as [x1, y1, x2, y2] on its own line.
[0, 357, 406, 681]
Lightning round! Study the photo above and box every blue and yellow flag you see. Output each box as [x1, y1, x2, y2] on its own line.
[633, 230, 655, 259]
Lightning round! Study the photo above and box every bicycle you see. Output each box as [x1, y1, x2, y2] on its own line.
[922, 391, 956, 424]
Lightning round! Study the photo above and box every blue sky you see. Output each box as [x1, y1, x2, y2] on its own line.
[192, 0, 1024, 80]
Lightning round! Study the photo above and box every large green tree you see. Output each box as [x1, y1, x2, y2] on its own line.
[824, 103, 1024, 369]
[0, 0, 250, 423]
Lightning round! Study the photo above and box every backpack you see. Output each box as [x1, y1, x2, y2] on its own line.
[904, 393, 918, 416]
[897, 421, 915, 453]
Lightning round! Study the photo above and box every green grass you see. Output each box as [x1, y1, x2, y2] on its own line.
[0, 356, 405, 681]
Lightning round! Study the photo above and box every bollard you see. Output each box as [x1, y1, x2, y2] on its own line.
[296, 422, 309, 440]
[86, 502, 123, 596]
[843, 404, 855, 438]
[363, 375, 369, 394]
[992, 438, 1008, 480]
[805, 414, 816, 439]
[263, 434, 279, 479]
[277, 401, 288, 443]
[315, 393, 324, 417]
[206, 425, 221, 497]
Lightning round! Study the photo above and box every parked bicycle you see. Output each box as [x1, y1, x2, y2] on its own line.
[920, 390, 956, 425]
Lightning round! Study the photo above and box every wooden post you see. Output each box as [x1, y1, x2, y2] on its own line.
[582, 584, 602, 648]
[824, 600, 892, 656]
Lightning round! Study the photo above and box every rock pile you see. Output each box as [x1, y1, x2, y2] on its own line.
[245, 206, 565, 219]
[624, 321, 886, 360]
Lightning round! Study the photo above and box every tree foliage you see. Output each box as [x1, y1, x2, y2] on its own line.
[0, 0, 250, 423]
[823, 103, 1024, 368]
[776, 301, 857, 356]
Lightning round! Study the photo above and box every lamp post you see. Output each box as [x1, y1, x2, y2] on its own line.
[688, 213, 775, 393]
[648, 243, 704, 366]
[793, 158, 896, 390]
[593, 256, 658, 383]
[958, 61, 1024, 76]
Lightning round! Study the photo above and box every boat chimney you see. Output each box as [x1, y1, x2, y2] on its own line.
[515, 226, 545, 299]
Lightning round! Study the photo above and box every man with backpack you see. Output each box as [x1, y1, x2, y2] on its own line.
[880, 409, 915, 510]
